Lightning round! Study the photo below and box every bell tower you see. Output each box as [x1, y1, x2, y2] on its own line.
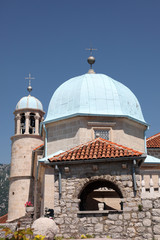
[8, 74, 45, 221]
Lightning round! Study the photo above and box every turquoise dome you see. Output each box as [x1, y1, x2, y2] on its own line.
[45, 73, 146, 124]
[16, 95, 43, 111]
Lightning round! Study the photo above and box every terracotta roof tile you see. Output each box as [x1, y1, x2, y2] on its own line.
[49, 138, 142, 162]
[147, 132, 160, 148]
[0, 213, 8, 223]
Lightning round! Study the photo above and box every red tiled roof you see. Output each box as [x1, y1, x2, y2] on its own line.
[147, 132, 160, 148]
[49, 138, 142, 162]
[33, 143, 44, 151]
[0, 213, 8, 223]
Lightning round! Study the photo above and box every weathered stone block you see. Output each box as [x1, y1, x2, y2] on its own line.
[54, 218, 64, 225]
[95, 223, 103, 232]
[115, 220, 123, 226]
[105, 219, 114, 225]
[142, 199, 152, 209]
[129, 222, 133, 227]
[143, 218, 151, 227]
[153, 217, 160, 223]
[153, 199, 160, 208]
[153, 225, 160, 235]
[32, 217, 58, 240]
[135, 222, 143, 227]
[104, 225, 108, 232]
[79, 217, 86, 222]
[64, 218, 72, 224]
[54, 207, 61, 214]
[138, 212, 145, 219]
[91, 218, 98, 224]
[146, 211, 151, 218]
[127, 227, 136, 237]
[143, 233, 153, 239]
[124, 213, 131, 220]
[108, 214, 118, 220]
[152, 209, 160, 216]
[154, 235, 160, 240]
[111, 233, 121, 239]
[131, 212, 137, 218]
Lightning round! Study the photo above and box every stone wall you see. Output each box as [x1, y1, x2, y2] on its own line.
[52, 162, 147, 239]
[54, 189, 160, 239]
[54, 198, 160, 240]
[147, 148, 160, 159]
[46, 116, 146, 155]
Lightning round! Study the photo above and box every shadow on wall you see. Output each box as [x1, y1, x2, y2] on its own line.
[79, 179, 123, 211]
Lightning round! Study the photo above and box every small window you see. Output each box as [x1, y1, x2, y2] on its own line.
[94, 129, 109, 140]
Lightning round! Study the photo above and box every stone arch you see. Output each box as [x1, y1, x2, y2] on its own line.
[75, 175, 126, 211]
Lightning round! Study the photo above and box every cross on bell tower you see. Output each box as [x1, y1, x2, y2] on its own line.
[25, 73, 35, 94]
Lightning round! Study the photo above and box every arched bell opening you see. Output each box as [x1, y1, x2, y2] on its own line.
[79, 179, 123, 211]
[29, 113, 35, 134]
[20, 113, 25, 134]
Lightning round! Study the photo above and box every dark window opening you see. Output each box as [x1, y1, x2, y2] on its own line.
[79, 180, 123, 211]
[29, 113, 35, 134]
[20, 113, 25, 134]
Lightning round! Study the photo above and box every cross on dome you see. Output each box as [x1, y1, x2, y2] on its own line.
[86, 47, 97, 56]
[86, 47, 97, 73]
[25, 73, 35, 94]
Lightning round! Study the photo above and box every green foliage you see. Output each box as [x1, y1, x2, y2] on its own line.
[0, 227, 45, 240]
[138, 204, 143, 211]
[34, 235, 45, 240]
[85, 234, 94, 238]
[54, 236, 63, 240]
[80, 235, 87, 239]
[80, 234, 94, 239]
[1, 227, 33, 240]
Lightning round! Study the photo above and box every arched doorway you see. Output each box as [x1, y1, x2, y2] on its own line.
[79, 179, 123, 211]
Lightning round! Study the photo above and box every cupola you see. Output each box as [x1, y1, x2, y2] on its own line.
[14, 73, 45, 135]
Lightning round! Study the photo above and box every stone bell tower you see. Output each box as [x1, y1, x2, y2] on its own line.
[8, 74, 45, 222]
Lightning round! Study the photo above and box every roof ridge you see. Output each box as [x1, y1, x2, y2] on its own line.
[51, 138, 101, 159]
[98, 138, 141, 152]
[33, 143, 44, 151]
[147, 132, 160, 141]
[50, 137, 142, 161]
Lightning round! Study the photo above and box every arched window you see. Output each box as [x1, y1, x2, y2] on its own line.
[79, 180, 123, 211]
[20, 113, 25, 134]
[29, 113, 35, 134]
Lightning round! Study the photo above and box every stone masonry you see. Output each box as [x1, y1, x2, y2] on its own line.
[53, 196, 160, 240]
[50, 161, 160, 239]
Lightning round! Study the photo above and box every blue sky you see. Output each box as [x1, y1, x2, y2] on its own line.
[1, 0, 160, 164]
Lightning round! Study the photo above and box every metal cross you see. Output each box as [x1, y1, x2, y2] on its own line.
[25, 73, 35, 87]
[86, 47, 97, 56]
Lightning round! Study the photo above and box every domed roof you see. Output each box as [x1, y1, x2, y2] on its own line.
[16, 95, 43, 111]
[44, 73, 146, 125]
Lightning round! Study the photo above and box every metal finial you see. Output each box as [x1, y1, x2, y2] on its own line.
[86, 47, 97, 74]
[25, 73, 35, 94]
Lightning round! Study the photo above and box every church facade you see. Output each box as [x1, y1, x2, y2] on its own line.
[7, 56, 160, 239]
